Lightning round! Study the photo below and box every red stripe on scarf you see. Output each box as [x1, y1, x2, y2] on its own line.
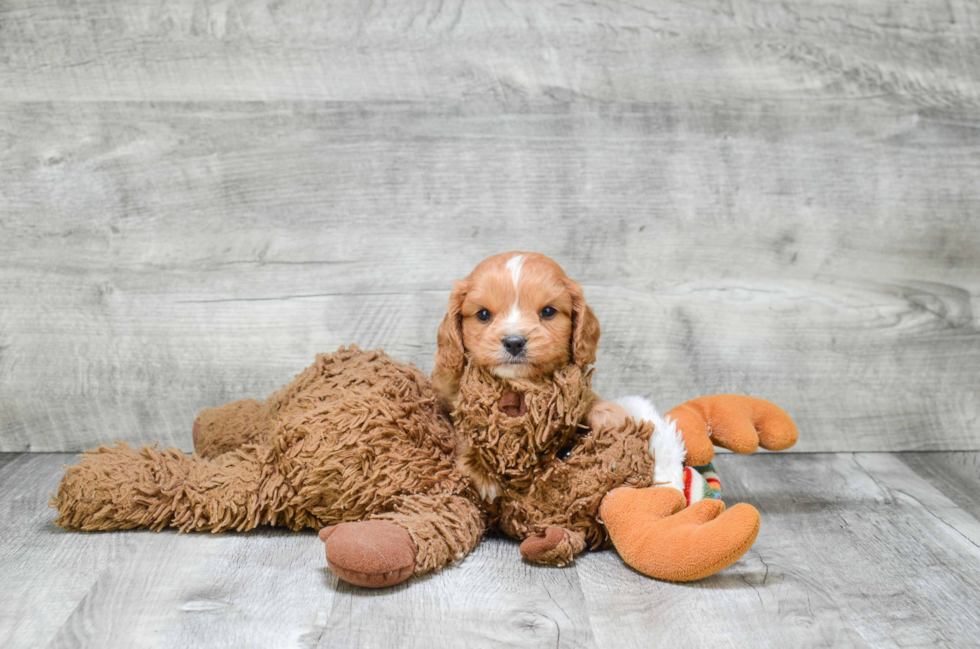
[683, 467, 692, 506]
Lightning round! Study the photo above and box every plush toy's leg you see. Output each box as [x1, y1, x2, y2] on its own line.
[52, 443, 288, 532]
[318, 494, 485, 588]
[193, 398, 273, 459]
[667, 395, 798, 466]
[519, 526, 587, 566]
[598, 486, 760, 582]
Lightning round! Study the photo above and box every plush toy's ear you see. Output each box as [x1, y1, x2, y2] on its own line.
[432, 279, 468, 404]
[568, 279, 600, 368]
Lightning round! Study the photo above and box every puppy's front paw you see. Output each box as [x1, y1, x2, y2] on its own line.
[588, 400, 630, 432]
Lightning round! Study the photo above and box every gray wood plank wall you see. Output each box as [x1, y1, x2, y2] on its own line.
[1, 0, 978, 452]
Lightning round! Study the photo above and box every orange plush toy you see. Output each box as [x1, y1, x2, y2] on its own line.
[599, 395, 798, 580]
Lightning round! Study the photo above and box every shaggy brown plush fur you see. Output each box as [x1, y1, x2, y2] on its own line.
[452, 361, 656, 564]
[53, 342, 659, 577]
[454, 362, 595, 496]
[53, 347, 485, 578]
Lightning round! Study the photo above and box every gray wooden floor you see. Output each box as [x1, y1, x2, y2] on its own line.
[1, 452, 978, 648]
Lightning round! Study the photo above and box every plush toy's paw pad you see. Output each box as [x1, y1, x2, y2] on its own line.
[322, 520, 417, 588]
[520, 526, 586, 566]
[520, 526, 564, 563]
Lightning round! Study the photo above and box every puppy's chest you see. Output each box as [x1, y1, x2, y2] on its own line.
[489, 412, 657, 542]
[451, 365, 593, 466]
[456, 384, 588, 479]
[453, 371, 656, 527]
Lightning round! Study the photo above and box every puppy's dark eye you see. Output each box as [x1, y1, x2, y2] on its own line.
[476, 309, 492, 322]
[540, 306, 557, 319]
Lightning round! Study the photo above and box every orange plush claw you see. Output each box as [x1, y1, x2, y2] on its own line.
[599, 486, 761, 582]
[666, 395, 799, 466]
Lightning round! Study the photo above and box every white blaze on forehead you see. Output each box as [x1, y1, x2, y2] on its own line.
[505, 254, 524, 290]
[504, 254, 525, 332]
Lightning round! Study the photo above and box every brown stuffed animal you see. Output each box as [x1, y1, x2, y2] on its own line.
[53, 347, 485, 587]
[52, 252, 798, 587]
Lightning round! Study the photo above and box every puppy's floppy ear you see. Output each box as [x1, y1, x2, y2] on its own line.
[567, 279, 600, 368]
[433, 279, 468, 403]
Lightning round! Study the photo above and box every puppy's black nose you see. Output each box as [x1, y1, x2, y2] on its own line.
[502, 335, 527, 357]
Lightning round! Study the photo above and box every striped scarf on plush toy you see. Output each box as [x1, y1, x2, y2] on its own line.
[685, 463, 722, 506]
[615, 396, 722, 507]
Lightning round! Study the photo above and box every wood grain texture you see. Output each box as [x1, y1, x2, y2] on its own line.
[898, 452, 980, 521]
[1, 0, 979, 452]
[2, 0, 980, 104]
[3, 451, 980, 648]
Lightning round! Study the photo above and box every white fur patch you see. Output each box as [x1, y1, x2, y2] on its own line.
[505, 254, 524, 289]
[504, 254, 525, 333]
[490, 365, 528, 379]
[505, 304, 522, 332]
[478, 482, 499, 502]
[615, 396, 687, 492]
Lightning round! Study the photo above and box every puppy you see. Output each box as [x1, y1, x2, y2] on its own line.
[432, 251, 629, 495]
